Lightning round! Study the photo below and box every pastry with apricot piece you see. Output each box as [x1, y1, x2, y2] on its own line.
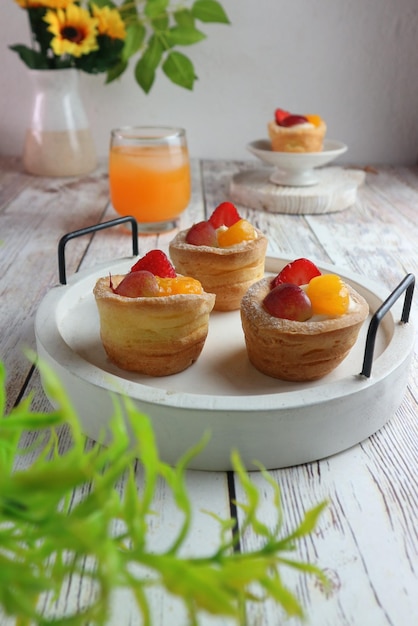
[169, 202, 268, 311]
[93, 250, 215, 376]
[268, 107, 327, 153]
[240, 258, 369, 382]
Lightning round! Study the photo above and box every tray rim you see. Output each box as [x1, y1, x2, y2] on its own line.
[35, 256, 415, 414]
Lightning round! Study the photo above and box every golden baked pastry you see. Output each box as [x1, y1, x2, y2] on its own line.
[169, 202, 268, 311]
[240, 276, 369, 382]
[169, 230, 268, 311]
[93, 250, 215, 376]
[268, 108, 326, 153]
[94, 275, 215, 376]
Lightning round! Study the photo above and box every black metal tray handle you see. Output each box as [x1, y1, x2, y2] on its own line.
[361, 273, 415, 378]
[57, 220, 414, 380]
[58, 216, 138, 285]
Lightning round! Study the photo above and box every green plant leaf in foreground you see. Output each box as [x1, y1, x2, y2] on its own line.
[0, 358, 329, 625]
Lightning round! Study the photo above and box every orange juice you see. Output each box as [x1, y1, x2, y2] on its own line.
[109, 143, 191, 223]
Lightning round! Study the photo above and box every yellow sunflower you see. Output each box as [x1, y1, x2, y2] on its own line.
[91, 4, 126, 41]
[44, 3, 99, 58]
[14, 0, 74, 8]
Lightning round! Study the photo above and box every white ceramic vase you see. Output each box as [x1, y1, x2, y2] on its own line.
[23, 68, 97, 177]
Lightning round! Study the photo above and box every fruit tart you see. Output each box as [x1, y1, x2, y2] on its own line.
[240, 258, 369, 382]
[268, 107, 327, 153]
[93, 250, 215, 376]
[169, 202, 268, 311]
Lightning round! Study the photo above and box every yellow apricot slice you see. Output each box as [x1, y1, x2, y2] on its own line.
[305, 114, 323, 127]
[217, 219, 256, 247]
[157, 276, 203, 295]
[306, 274, 349, 315]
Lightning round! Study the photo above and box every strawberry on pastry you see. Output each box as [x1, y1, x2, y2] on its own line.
[271, 258, 321, 288]
[274, 108, 291, 125]
[131, 249, 177, 277]
[208, 201, 241, 229]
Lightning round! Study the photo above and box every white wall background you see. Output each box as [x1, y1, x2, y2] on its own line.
[1, 0, 418, 165]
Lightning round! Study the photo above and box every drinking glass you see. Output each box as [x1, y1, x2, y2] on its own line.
[109, 126, 191, 234]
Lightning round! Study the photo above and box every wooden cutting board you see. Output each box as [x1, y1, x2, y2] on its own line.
[229, 166, 366, 214]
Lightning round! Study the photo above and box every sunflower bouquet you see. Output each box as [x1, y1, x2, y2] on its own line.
[10, 0, 230, 92]
[11, 1, 127, 75]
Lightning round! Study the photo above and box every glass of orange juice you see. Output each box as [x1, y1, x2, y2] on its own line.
[109, 126, 191, 234]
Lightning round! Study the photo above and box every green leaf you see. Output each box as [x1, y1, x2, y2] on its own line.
[75, 35, 124, 74]
[145, 0, 169, 19]
[286, 501, 329, 541]
[120, 0, 139, 22]
[231, 450, 273, 539]
[166, 25, 206, 46]
[106, 59, 128, 83]
[89, 0, 116, 7]
[135, 58, 156, 93]
[174, 8, 195, 28]
[9, 44, 49, 70]
[122, 22, 146, 62]
[157, 557, 238, 616]
[0, 410, 62, 430]
[160, 432, 210, 554]
[0, 355, 328, 624]
[27, 6, 53, 57]
[162, 50, 196, 90]
[262, 574, 305, 617]
[0, 361, 5, 418]
[192, 0, 230, 24]
[135, 35, 164, 93]
[151, 15, 170, 34]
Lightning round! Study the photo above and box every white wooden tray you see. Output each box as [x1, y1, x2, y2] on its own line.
[35, 257, 415, 471]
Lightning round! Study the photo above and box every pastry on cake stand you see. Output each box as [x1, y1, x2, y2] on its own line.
[229, 139, 364, 215]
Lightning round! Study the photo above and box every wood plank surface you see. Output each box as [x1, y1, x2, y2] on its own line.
[0, 159, 110, 411]
[0, 157, 417, 625]
[0, 157, 235, 625]
[222, 160, 418, 626]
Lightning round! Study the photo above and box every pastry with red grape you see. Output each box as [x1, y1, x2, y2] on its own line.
[93, 250, 215, 376]
[169, 202, 268, 311]
[240, 258, 369, 381]
[268, 108, 327, 153]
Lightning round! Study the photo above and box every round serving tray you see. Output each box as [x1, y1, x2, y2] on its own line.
[35, 256, 415, 471]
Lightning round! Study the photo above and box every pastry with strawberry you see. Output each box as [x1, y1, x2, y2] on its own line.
[240, 258, 369, 381]
[268, 107, 327, 153]
[169, 202, 268, 311]
[93, 250, 215, 376]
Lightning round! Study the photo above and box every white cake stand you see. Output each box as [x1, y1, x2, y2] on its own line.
[247, 139, 348, 186]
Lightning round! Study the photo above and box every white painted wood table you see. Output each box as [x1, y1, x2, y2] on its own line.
[0, 155, 417, 625]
